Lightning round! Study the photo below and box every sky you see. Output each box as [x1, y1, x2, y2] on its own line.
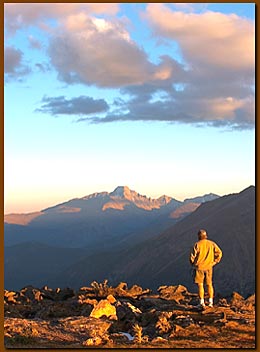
[4, 3, 255, 214]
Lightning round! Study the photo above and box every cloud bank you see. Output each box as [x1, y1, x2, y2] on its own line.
[4, 3, 255, 129]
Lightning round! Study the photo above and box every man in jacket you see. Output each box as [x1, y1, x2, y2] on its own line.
[190, 229, 222, 308]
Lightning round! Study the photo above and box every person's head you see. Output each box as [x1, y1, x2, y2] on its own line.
[198, 229, 208, 240]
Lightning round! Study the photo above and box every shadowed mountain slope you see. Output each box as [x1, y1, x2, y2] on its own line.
[4, 242, 87, 290]
[56, 186, 255, 297]
[110, 186, 255, 296]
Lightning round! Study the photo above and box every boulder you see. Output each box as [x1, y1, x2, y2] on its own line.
[127, 284, 151, 298]
[245, 294, 255, 305]
[114, 282, 128, 296]
[55, 288, 75, 301]
[4, 291, 17, 304]
[78, 295, 98, 306]
[90, 298, 117, 319]
[34, 291, 43, 302]
[115, 301, 136, 322]
[107, 294, 117, 304]
[112, 282, 150, 298]
[229, 292, 245, 311]
[230, 292, 255, 312]
[83, 336, 103, 346]
[40, 287, 56, 301]
[230, 292, 244, 303]
[158, 285, 188, 303]
[20, 286, 44, 302]
[61, 316, 112, 341]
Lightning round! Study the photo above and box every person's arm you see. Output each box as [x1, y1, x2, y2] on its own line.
[213, 243, 222, 264]
[190, 243, 198, 266]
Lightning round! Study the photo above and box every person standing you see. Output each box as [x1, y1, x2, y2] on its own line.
[190, 229, 222, 308]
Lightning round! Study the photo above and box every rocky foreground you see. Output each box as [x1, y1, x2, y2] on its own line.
[4, 281, 255, 348]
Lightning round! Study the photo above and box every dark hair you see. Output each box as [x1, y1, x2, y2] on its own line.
[198, 229, 207, 239]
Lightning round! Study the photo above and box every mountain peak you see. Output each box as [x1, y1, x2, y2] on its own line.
[157, 195, 173, 205]
[110, 186, 133, 199]
[107, 186, 178, 211]
[184, 193, 219, 204]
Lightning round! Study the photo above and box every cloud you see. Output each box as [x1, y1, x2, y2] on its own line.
[36, 95, 109, 116]
[5, 3, 255, 129]
[4, 46, 31, 78]
[4, 3, 120, 35]
[4, 46, 21, 73]
[48, 14, 178, 88]
[145, 4, 254, 72]
[48, 5, 254, 129]
[88, 91, 254, 129]
[132, 4, 254, 128]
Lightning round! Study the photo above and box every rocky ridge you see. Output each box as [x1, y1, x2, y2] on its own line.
[4, 281, 255, 348]
[4, 186, 219, 225]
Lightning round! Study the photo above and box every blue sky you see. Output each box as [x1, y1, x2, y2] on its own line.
[4, 3, 255, 213]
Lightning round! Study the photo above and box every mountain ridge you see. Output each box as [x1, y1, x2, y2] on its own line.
[4, 185, 219, 223]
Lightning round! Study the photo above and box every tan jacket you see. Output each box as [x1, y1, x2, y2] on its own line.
[190, 239, 222, 270]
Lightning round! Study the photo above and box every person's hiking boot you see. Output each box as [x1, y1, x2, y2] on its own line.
[208, 299, 214, 308]
[196, 303, 206, 310]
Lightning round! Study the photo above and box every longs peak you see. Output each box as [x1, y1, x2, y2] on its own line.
[110, 186, 134, 199]
[107, 186, 177, 211]
[110, 186, 174, 203]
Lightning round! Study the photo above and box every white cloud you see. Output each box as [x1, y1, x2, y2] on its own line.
[4, 3, 120, 34]
[49, 15, 176, 88]
[145, 4, 254, 71]
[135, 4, 255, 128]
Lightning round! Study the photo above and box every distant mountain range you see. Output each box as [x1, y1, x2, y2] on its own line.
[4, 186, 218, 249]
[4, 186, 255, 297]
